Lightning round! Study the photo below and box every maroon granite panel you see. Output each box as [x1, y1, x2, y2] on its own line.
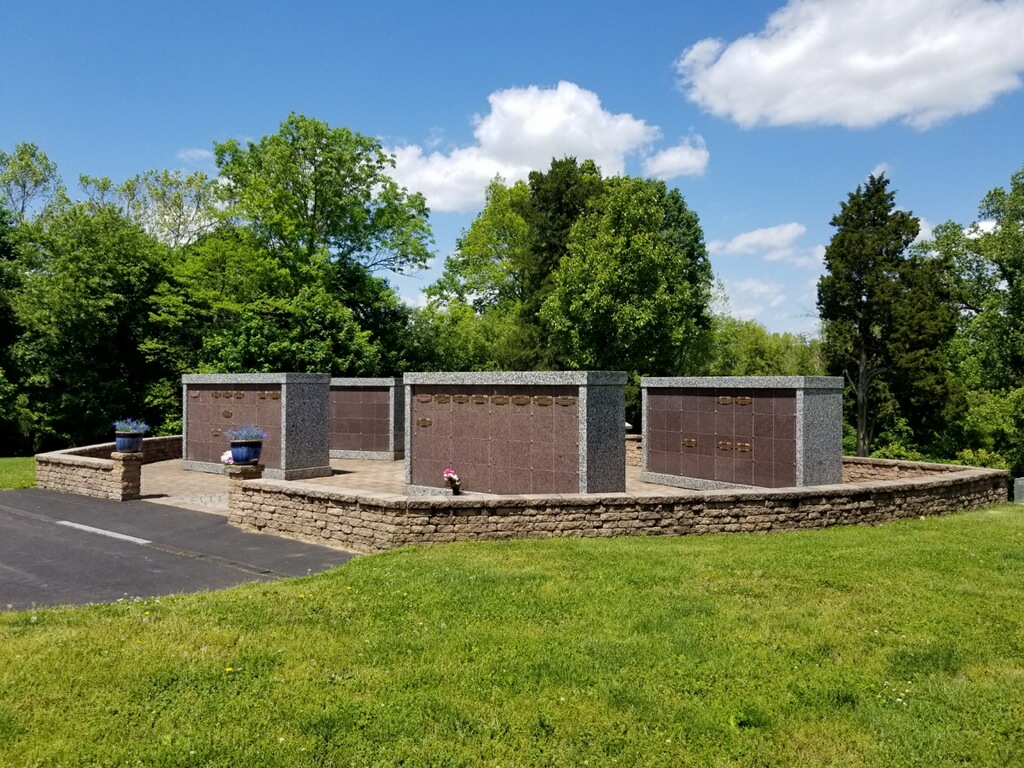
[410, 383, 580, 494]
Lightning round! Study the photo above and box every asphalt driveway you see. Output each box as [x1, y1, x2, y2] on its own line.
[0, 488, 356, 612]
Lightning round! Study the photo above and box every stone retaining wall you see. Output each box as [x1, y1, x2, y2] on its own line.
[35, 436, 183, 501]
[841, 456, 964, 481]
[229, 457, 1009, 554]
[625, 435, 642, 467]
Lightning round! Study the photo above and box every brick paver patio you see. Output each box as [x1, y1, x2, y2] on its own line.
[140, 459, 677, 514]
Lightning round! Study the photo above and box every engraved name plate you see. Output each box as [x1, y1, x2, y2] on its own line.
[258, 391, 267, 399]
[555, 396, 576, 406]
[491, 395, 509, 405]
[471, 395, 489, 404]
[189, 391, 200, 398]
[434, 394, 451, 404]
[511, 395, 530, 406]
[534, 395, 553, 406]
[452, 394, 469, 404]
[682, 438, 697, 448]
[736, 396, 752, 406]
[416, 394, 433, 403]
[717, 441, 733, 451]
[212, 391, 221, 399]
[416, 418, 432, 428]
[717, 396, 734, 406]
[735, 442, 752, 452]
[270, 391, 280, 400]
[234, 392, 244, 399]
[222, 410, 233, 418]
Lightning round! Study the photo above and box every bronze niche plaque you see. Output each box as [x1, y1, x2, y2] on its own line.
[452, 394, 469, 404]
[534, 395, 553, 406]
[211, 428, 221, 437]
[511, 395, 530, 406]
[234, 392, 244, 399]
[491, 395, 509, 405]
[416, 394, 433, 403]
[555, 396, 576, 406]
[682, 438, 697, 448]
[270, 391, 280, 400]
[717, 441, 733, 451]
[222, 410, 233, 418]
[471, 395, 489, 405]
[736, 442, 752, 452]
[434, 394, 451, 404]
[717, 396, 734, 406]
[416, 418, 432, 428]
[258, 391, 267, 399]
[189, 391, 200, 398]
[212, 391, 221, 399]
[736, 396, 752, 406]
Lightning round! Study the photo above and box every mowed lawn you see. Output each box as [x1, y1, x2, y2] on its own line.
[0, 457, 34, 489]
[1, 505, 1022, 767]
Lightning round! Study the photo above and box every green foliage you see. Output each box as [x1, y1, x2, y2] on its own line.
[426, 177, 533, 311]
[0, 142, 62, 218]
[3, 510, 1024, 766]
[818, 174, 962, 456]
[704, 315, 822, 376]
[541, 176, 712, 377]
[952, 448, 1010, 470]
[10, 199, 169, 449]
[81, 168, 220, 247]
[923, 165, 1024, 473]
[214, 112, 433, 274]
[425, 160, 714, 414]
[425, 158, 613, 371]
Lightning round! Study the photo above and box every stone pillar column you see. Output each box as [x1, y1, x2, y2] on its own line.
[226, 464, 264, 524]
[111, 451, 144, 501]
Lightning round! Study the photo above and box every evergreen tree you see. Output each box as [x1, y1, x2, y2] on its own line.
[817, 174, 961, 455]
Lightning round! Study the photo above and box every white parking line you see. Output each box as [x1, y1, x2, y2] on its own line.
[57, 521, 151, 546]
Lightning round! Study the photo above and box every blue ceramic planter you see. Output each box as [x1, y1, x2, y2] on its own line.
[114, 433, 144, 452]
[230, 440, 263, 465]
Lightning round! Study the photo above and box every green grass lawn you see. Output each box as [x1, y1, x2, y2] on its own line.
[1, 506, 1022, 767]
[0, 457, 34, 489]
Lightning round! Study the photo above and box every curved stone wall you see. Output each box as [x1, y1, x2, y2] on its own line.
[229, 457, 1010, 554]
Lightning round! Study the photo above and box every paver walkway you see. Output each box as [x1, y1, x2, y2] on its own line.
[140, 459, 682, 514]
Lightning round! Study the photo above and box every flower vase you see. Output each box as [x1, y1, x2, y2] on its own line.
[114, 432, 144, 452]
[230, 440, 263, 465]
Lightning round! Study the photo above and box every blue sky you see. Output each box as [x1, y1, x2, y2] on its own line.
[5, 0, 1024, 334]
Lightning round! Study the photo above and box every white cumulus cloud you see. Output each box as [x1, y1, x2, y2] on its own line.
[177, 147, 214, 164]
[677, 0, 1024, 129]
[722, 277, 788, 321]
[643, 136, 710, 179]
[389, 81, 706, 212]
[709, 223, 823, 269]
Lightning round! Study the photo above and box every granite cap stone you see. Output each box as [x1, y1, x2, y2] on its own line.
[183, 372, 330, 384]
[404, 371, 627, 386]
[641, 376, 843, 389]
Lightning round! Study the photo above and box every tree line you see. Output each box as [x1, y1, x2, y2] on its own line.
[1, 114, 1018, 473]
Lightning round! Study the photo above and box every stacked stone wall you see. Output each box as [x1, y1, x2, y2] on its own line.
[841, 456, 958, 481]
[230, 459, 1009, 554]
[35, 436, 183, 501]
[625, 435, 642, 467]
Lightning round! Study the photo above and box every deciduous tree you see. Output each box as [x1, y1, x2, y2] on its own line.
[214, 113, 433, 275]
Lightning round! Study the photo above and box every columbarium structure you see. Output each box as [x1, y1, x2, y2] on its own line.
[182, 372, 331, 480]
[641, 376, 843, 490]
[404, 371, 626, 496]
[329, 377, 405, 460]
